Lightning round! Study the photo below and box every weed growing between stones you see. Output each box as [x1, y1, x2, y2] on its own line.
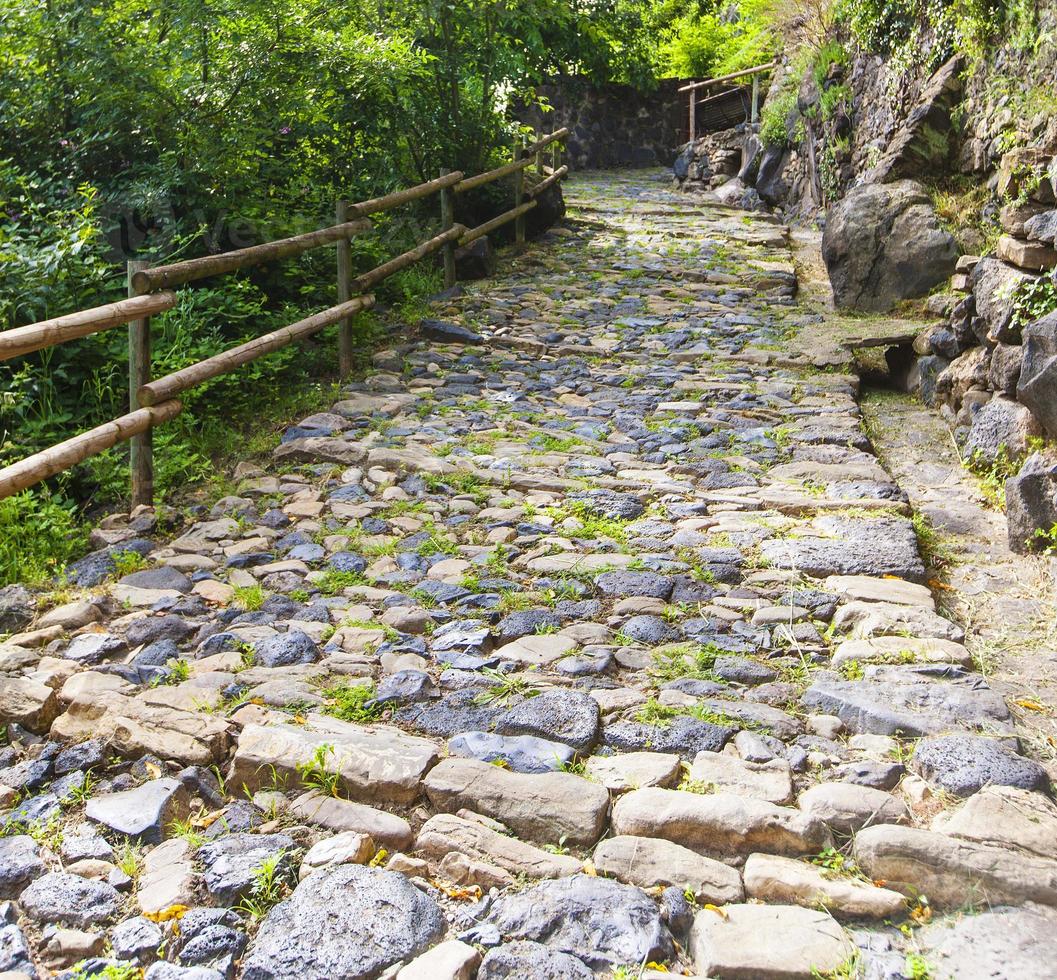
[321, 683, 385, 724]
[296, 743, 340, 797]
[649, 643, 722, 682]
[238, 852, 293, 921]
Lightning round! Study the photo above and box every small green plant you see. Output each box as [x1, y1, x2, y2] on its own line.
[297, 742, 341, 797]
[474, 667, 541, 706]
[542, 834, 570, 856]
[233, 584, 266, 611]
[1032, 523, 1057, 554]
[63, 770, 95, 805]
[316, 569, 369, 596]
[111, 549, 149, 577]
[904, 953, 933, 980]
[812, 952, 861, 980]
[812, 847, 868, 882]
[237, 852, 291, 920]
[168, 816, 206, 848]
[69, 963, 143, 980]
[838, 659, 864, 681]
[1010, 275, 1057, 331]
[650, 642, 721, 682]
[321, 682, 385, 723]
[115, 842, 142, 879]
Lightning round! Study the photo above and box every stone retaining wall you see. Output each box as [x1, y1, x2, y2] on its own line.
[516, 79, 686, 170]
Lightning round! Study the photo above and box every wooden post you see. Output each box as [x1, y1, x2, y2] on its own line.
[439, 169, 457, 288]
[336, 199, 354, 376]
[127, 259, 153, 507]
[689, 91, 697, 143]
[514, 137, 526, 246]
[535, 128, 544, 175]
[751, 74, 760, 124]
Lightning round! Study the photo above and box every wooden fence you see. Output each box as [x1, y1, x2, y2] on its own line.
[0, 129, 569, 507]
[679, 62, 776, 142]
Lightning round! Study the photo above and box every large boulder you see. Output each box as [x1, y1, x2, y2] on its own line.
[241, 864, 445, 980]
[961, 397, 1042, 464]
[1005, 451, 1057, 553]
[971, 257, 1038, 343]
[1017, 310, 1057, 438]
[822, 180, 958, 311]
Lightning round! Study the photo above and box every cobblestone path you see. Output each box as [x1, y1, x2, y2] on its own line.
[2, 170, 1056, 979]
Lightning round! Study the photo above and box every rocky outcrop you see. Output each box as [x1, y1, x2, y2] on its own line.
[822, 180, 958, 311]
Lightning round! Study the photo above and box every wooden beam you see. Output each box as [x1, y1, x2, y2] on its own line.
[460, 201, 537, 247]
[132, 219, 374, 291]
[127, 260, 153, 507]
[138, 295, 375, 406]
[454, 155, 537, 195]
[523, 127, 569, 156]
[349, 226, 466, 294]
[678, 61, 777, 93]
[527, 166, 569, 197]
[0, 293, 177, 361]
[0, 401, 183, 500]
[336, 199, 354, 376]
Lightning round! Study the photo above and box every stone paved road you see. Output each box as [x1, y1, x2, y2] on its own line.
[2, 170, 1056, 979]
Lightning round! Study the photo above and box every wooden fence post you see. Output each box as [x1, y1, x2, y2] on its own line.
[126, 259, 153, 507]
[439, 169, 457, 288]
[336, 199, 354, 376]
[514, 136, 526, 246]
[751, 74, 760, 124]
[689, 90, 697, 143]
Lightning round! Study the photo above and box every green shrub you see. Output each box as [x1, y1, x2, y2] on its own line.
[760, 91, 799, 148]
[0, 490, 87, 587]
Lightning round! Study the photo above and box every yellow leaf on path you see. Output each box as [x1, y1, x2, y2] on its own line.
[1015, 698, 1047, 712]
[144, 761, 162, 780]
[581, 859, 597, 876]
[702, 904, 728, 919]
[145, 904, 189, 924]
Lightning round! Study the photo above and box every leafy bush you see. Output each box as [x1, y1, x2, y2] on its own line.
[0, 491, 87, 587]
[659, 0, 779, 79]
[760, 91, 799, 148]
[1011, 276, 1057, 331]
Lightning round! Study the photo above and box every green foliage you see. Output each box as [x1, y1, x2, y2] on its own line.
[0, 490, 87, 586]
[658, 0, 779, 79]
[760, 91, 799, 148]
[321, 682, 385, 723]
[237, 852, 292, 920]
[1010, 276, 1057, 332]
[69, 963, 142, 980]
[297, 742, 341, 797]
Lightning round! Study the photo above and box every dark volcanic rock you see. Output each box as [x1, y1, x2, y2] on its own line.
[478, 940, 593, 980]
[253, 630, 319, 668]
[495, 690, 601, 752]
[485, 874, 673, 968]
[602, 716, 734, 758]
[197, 833, 296, 905]
[0, 836, 44, 899]
[19, 871, 121, 926]
[240, 864, 445, 980]
[822, 180, 958, 312]
[1005, 451, 1057, 553]
[761, 515, 926, 583]
[912, 735, 1051, 796]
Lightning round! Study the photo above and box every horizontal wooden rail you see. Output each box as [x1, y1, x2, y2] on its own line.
[0, 293, 178, 361]
[0, 401, 183, 499]
[350, 225, 467, 294]
[528, 166, 569, 198]
[347, 171, 465, 218]
[679, 61, 777, 92]
[455, 156, 538, 195]
[460, 201, 537, 247]
[524, 127, 570, 156]
[138, 294, 375, 406]
[132, 219, 373, 291]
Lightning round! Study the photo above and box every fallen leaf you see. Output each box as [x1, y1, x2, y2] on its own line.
[702, 904, 728, 919]
[581, 859, 597, 876]
[1014, 698, 1047, 712]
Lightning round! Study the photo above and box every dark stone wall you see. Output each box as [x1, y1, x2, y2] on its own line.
[516, 79, 686, 170]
